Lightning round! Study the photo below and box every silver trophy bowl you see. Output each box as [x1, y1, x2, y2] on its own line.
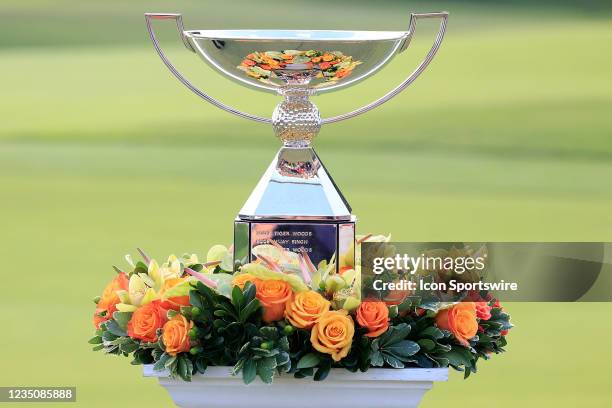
[145, 12, 449, 270]
[184, 29, 409, 92]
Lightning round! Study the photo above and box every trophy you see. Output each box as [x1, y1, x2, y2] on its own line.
[145, 12, 448, 271]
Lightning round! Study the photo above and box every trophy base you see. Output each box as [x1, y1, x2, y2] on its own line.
[233, 217, 356, 273]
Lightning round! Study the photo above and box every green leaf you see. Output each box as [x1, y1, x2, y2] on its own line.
[387, 340, 420, 358]
[231, 285, 245, 309]
[370, 351, 384, 367]
[416, 353, 437, 368]
[444, 348, 474, 368]
[260, 327, 279, 341]
[242, 281, 257, 303]
[101, 330, 118, 342]
[297, 353, 322, 369]
[256, 357, 277, 384]
[189, 291, 204, 310]
[112, 311, 133, 331]
[276, 351, 291, 370]
[383, 354, 405, 368]
[242, 359, 257, 384]
[105, 319, 127, 337]
[134, 261, 148, 274]
[278, 336, 290, 352]
[153, 353, 171, 371]
[88, 336, 102, 344]
[177, 356, 193, 382]
[417, 339, 436, 352]
[464, 367, 472, 379]
[419, 326, 445, 340]
[120, 338, 140, 354]
[433, 343, 452, 353]
[165, 355, 177, 369]
[239, 299, 261, 322]
[431, 356, 450, 367]
[379, 323, 411, 347]
[195, 282, 217, 305]
[195, 358, 207, 374]
[314, 360, 332, 381]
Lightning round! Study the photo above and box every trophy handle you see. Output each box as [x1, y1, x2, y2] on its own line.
[144, 13, 273, 124]
[321, 12, 449, 124]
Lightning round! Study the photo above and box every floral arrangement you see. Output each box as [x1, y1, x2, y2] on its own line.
[237, 50, 362, 82]
[89, 236, 512, 383]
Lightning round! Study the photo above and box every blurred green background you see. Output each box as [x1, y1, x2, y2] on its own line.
[1, 0, 611, 407]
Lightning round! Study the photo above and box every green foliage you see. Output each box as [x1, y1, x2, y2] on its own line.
[233, 326, 292, 384]
[370, 324, 420, 368]
[388, 297, 513, 377]
[339, 333, 371, 373]
[296, 352, 322, 369]
[180, 281, 265, 377]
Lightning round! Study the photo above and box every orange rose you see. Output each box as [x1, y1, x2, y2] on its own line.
[382, 288, 411, 306]
[93, 297, 118, 329]
[159, 277, 191, 311]
[254, 279, 293, 323]
[232, 273, 257, 290]
[356, 301, 389, 338]
[475, 302, 492, 321]
[435, 302, 478, 346]
[127, 300, 168, 343]
[162, 314, 194, 356]
[285, 290, 330, 329]
[93, 272, 129, 328]
[310, 310, 354, 362]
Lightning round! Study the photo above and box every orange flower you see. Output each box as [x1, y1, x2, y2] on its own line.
[475, 302, 492, 321]
[285, 290, 330, 329]
[93, 272, 129, 328]
[159, 277, 191, 311]
[356, 301, 389, 338]
[338, 266, 353, 275]
[435, 302, 478, 346]
[254, 279, 293, 323]
[127, 300, 167, 343]
[232, 273, 257, 290]
[162, 314, 194, 356]
[310, 310, 354, 362]
[382, 288, 411, 306]
[335, 69, 350, 79]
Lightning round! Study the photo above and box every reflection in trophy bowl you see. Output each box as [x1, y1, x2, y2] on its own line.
[183, 30, 409, 93]
[237, 50, 362, 87]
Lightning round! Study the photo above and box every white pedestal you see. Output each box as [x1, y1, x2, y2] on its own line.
[144, 365, 448, 408]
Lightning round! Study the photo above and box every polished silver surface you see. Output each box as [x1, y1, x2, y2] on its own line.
[145, 12, 448, 221]
[238, 147, 352, 220]
[184, 29, 407, 93]
[144, 12, 448, 124]
[272, 88, 321, 146]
